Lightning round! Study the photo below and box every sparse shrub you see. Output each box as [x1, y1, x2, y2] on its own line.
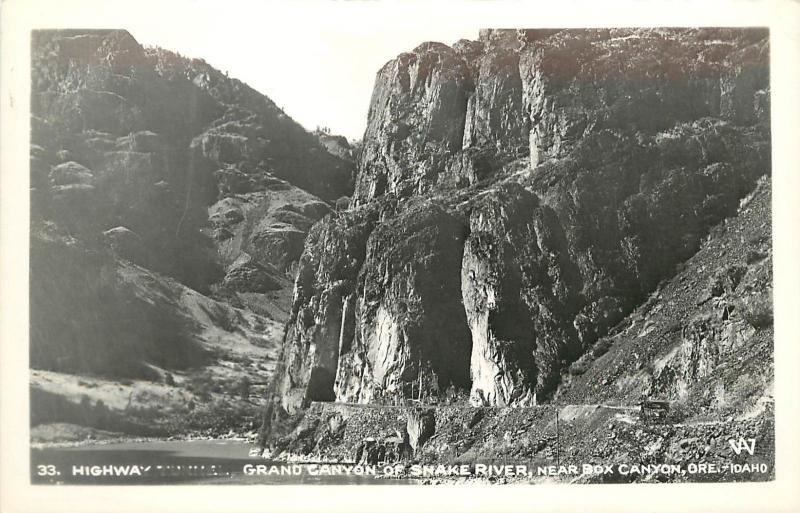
[739, 293, 773, 329]
[444, 385, 457, 405]
[746, 249, 767, 264]
[441, 386, 470, 406]
[568, 360, 589, 376]
[234, 376, 251, 399]
[93, 399, 110, 424]
[593, 338, 613, 358]
[665, 400, 691, 423]
[663, 320, 683, 333]
[200, 302, 237, 332]
[746, 233, 767, 246]
[128, 404, 162, 422]
[183, 398, 255, 435]
[187, 372, 213, 401]
[335, 196, 350, 212]
[728, 374, 760, 411]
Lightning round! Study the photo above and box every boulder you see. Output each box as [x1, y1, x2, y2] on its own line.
[406, 408, 436, 453]
[49, 161, 94, 186]
[102, 226, 148, 264]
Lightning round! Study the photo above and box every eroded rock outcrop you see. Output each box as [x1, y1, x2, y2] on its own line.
[406, 408, 436, 453]
[354, 42, 472, 204]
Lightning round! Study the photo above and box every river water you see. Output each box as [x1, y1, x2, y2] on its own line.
[31, 440, 405, 485]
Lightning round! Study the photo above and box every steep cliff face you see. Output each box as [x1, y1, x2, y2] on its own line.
[277, 28, 770, 412]
[354, 42, 472, 204]
[278, 203, 382, 410]
[337, 203, 472, 404]
[30, 30, 354, 435]
[353, 29, 768, 206]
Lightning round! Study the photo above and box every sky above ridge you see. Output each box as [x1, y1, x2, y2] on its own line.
[130, 7, 475, 141]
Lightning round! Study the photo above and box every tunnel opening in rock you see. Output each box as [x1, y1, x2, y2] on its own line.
[487, 290, 535, 346]
[418, 308, 473, 394]
[305, 367, 336, 403]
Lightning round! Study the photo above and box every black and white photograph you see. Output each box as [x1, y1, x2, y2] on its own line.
[2, 0, 800, 512]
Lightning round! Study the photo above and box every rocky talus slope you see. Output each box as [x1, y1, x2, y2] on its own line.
[30, 30, 354, 437]
[276, 28, 771, 415]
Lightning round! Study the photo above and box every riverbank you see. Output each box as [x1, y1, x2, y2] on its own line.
[30, 421, 261, 450]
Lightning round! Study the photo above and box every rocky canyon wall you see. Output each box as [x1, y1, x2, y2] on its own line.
[277, 28, 770, 412]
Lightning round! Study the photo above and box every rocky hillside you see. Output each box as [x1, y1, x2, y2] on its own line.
[29, 29, 354, 437]
[276, 28, 770, 414]
[556, 175, 772, 412]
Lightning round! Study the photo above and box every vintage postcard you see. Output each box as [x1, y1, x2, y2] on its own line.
[2, 0, 799, 512]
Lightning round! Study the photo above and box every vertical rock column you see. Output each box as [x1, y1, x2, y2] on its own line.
[336, 203, 473, 403]
[278, 206, 379, 413]
[461, 183, 582, 405]
[461, 185, 539, 405]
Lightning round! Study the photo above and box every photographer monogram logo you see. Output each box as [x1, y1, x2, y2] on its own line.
[729, 439, 757, 456]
